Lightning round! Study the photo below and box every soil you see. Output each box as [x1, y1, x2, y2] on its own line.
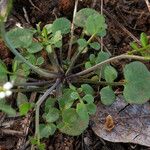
[0, 0, 150, 149]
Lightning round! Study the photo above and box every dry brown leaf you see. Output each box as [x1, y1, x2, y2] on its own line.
[91, 95, 150, 147]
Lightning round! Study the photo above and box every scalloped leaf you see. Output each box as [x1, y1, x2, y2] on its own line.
[100, 86, 116, 105]
[104, 65, 118, 82]
[74, 8, 99, 27]
[58, 115, 89, 136]
[89, 42, 100, 50]
[83, 94, 94, 103]
[81, 84, 94, 95]
[6, 28, 34, 48]
[76, 102, 89, 120]
[62, 108, 78, 124]
[123, 61, 150, 104]
[43, 108, 60, 123]
[26, 42, 43, 53]
[85, 14, 107, 37]
[39, 123, 56, 138]
[52, 18, 71, 34]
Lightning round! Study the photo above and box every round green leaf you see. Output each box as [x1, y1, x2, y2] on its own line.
[43, 108, 60, 123]
[76, 102, 89, 120]
[51, 30, 62, 45]
[96, 51, 110, 64]
[26, 42, 43, 53]
[62, 108, 78, 124]
[44, 24, 53, 34]
[89, 54, 96, 64]
[74, 8, 99, 27]
[70, 91, 80, 100]
[100, 86, 116, 105]
[58, 89, 75, 109]
[52, 18, 71, 34]
[123, 61, 150, 104]
[44, 98, 56, 113]
[89, 42, 100, 50]
[86, 103, 97, 115]
[81, 84, 94, 95]
[58, 116, 89, 136]
[77, 38, 87, 48]
[85, 14, 107, 36]
[36, 57, 44, 66]
[85, 61, 92, 69]
[6, 28, 34, 48]
[104, 65, 118, 82]
[19, 102, 33, 116]
[39, 123, 56, 138]
[83, 94, 94, 103]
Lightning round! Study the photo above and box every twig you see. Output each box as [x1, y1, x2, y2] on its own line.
[28, 0, 42, 12]
[69, 54, 150, 78]
[1, 129, 24, 136]
[145, 0, 150, 12]
[22, 7, 30, 24]
[67, 0, 79, 60]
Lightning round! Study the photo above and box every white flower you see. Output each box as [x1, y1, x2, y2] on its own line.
[3, 82, 13, 90]
[5, 90, 12, 96]
[0, 91, 5, 99]
[0, 82, 13, 99]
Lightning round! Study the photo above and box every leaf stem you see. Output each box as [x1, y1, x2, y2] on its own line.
[35, 79, 60, 142]
[0, 22, 59, 78]
[66, 34, 95, 75]
[69, 54, 150, 78]
[73, 78, 125, 86]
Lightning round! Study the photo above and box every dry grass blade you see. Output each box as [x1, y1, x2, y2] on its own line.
[145, 0, 150, 12]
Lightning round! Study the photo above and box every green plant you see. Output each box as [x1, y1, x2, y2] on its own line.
[0, 1, 150, 149]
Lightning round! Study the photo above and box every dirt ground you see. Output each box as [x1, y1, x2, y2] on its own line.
[0, 0, 150, 149]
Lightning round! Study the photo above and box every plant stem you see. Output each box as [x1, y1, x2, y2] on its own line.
[11, 86, 49, 93]
[0, 22, 59, 78]
[66, 34, 95, 75]
[70, 54, 150, 78]
[35, 79, 60, 142]
[14, 80, 53, 87]
[48, 50, 63, 72]
[73, 78, 124, 86]
[67, 0, 79, 60]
